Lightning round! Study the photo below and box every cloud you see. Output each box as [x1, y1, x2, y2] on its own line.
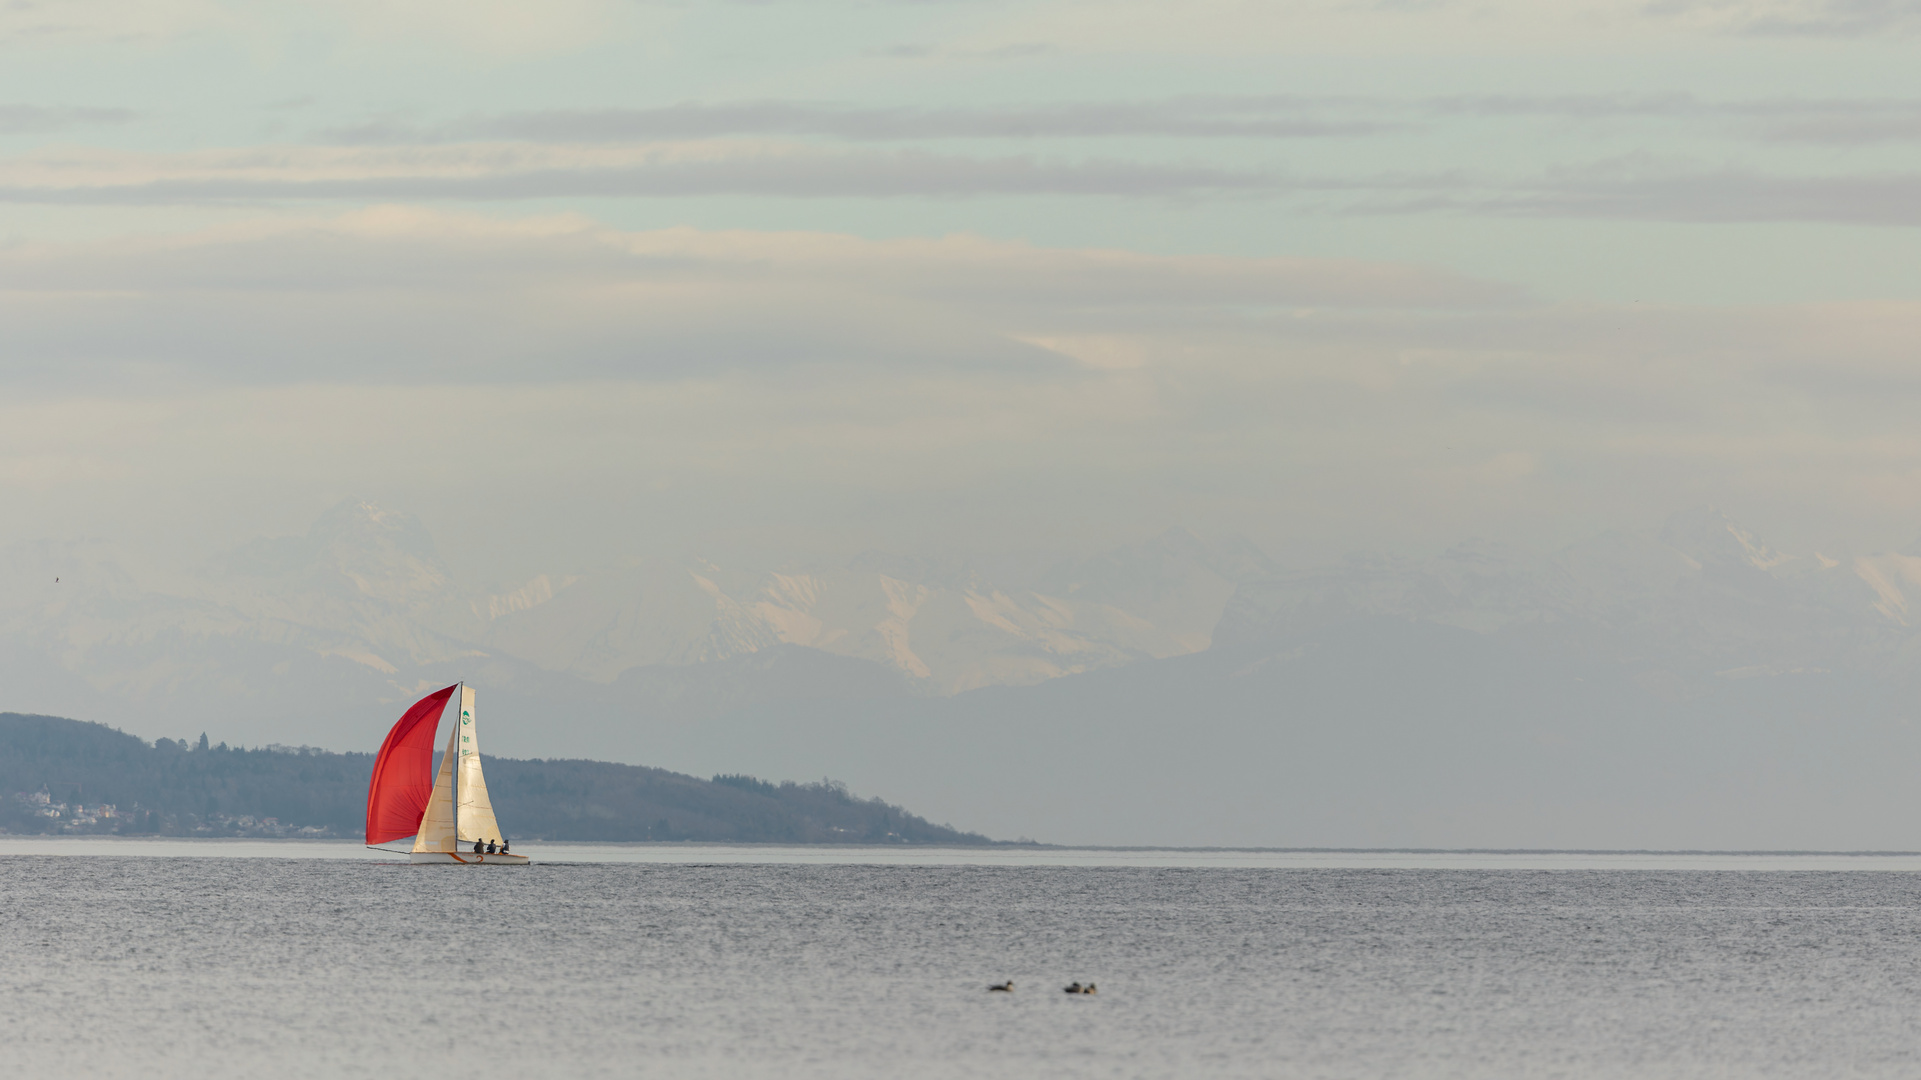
[1741, 100, 1921, 144]
[0, 140, 1280, 204]
[0, 0, 221, 45]
[1648, 0, 1921, 36]
[302, 92, 1921, 157]
[314, 0, 620, 56]
[0, 0, 619, 53]
[1, 206, 1909, 411]
[0, 209, 1514, 387]
[10, 136, 1921, 227]
[1424, 92, 1921, 145]
[931, 0, 1746, 54]
[1349, 162, 1921, 229]
[864, 40, 1058, 60]
[6, 207, 1921, 575]
[11, 134, 1921, 227]
[1394, 165, 1921, 226]
[0, 104, 138, 133]
[324, 99, 1400, 146]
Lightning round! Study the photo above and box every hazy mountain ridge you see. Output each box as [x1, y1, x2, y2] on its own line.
[0, 711, 996, 844]
[0, 501, 1264, 744]
[657, 508, 1921, 848]
[16, 504, 1921, 844]
[1216, 508, 1921, 691]
[17, 498, 1921, 848]
[474, 524, 1262, 691]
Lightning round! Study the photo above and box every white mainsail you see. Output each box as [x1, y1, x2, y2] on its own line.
[454, 685, 504, 846]
[412, 716, 459, 853]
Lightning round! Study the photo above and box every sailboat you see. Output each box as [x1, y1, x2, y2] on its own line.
[365, 683, 529, 864]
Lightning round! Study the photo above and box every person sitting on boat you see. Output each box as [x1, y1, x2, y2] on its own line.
[486, 839, 498, 854]
[473, 838, 484, 854]
[501, 839, 510, 853]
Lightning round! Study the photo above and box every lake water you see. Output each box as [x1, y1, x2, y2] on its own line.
[5, 842, 1921, 1078]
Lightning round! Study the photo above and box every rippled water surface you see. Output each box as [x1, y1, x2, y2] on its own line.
[5, 851, 1921, 1078]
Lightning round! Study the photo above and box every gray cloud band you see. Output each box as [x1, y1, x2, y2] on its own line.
[1360, 171, 1921, 226]
[1650, 0, 1921, 38]
[0, 218, 1516, 387]
[0, 103, 138, 133]
[0, 155, 1277, 203]
[312, 94, 1921, 149]
[16, 93, 1921, 150]
[465, 102, 1401, 143]
[1, 156, 1918, 228]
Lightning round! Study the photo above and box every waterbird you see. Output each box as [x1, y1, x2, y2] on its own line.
[988, 981, 1014, 992]
[1064, 982, 1096, 995]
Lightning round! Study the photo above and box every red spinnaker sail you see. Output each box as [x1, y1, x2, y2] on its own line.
[364, 684, 458, 845]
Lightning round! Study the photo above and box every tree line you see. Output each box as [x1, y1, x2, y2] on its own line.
[0, 712, 1000, 844]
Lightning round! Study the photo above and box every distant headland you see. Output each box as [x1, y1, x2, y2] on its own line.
[0, 712, 1006, 845]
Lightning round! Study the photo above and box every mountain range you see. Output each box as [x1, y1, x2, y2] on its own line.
[9, 503, 1921, 847]
[0, 500, 1267, 753]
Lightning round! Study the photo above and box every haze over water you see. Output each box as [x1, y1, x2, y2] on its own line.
[7, 847, 1921, 1078]
[10, 4, 1921, 1074]
[9, 1, 1921, 853]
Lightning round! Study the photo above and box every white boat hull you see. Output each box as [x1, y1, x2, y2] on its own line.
[410, 851, 530, 865]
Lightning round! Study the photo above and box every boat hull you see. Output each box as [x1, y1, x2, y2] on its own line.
[410, 851, 530, 865]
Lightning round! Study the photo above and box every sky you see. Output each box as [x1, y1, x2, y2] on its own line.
[5, 0, 1921, 583]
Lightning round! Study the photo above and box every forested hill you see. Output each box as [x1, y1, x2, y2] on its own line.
[0, 712, 999, 844]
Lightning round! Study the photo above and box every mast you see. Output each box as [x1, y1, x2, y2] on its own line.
[454, 680, 462, 851]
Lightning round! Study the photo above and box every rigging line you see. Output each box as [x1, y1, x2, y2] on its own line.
[366, 846, 415, 855]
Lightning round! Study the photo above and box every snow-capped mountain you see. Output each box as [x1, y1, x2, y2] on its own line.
[474, 525, 1264, 692]
[17, 502, 1921, 846]
[692, 507, 1921, 849]
[1215, 506, 1921, 682]
[11, 500, 1921, 776]
[0, 501, 1268, 745]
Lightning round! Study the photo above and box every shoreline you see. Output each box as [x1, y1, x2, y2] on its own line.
[8, 835, 1921, 870]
